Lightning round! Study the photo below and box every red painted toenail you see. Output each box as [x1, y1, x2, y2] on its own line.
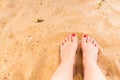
[72, 34, 75, 36]
[84, 35, 87, 37]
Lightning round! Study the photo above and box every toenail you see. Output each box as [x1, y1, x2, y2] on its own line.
[84, 35, 87, 38]
[62, 42, 64, 45]
[95, 44, 96, 46]
[72, 34, 75, 36]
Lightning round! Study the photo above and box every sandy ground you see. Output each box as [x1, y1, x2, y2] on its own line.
[0, 0, 120, 80]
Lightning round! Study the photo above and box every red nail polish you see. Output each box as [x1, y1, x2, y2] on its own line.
[72, 34, 75, 36]
[84, 35, 87, 37]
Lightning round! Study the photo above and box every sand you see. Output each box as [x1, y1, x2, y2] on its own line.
[0, 0, 120, 80]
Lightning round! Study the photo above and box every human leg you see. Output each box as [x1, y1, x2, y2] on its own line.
[51, 34, 78, 80]
[81, 35, 106, 80]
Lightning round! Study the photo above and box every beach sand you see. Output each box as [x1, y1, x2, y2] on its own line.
[0, 0, 120, 80]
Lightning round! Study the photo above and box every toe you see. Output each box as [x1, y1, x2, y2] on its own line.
[63, 38, 67, 44]
[65, 36, 69, 42]
[94, 40, 98, 47]
[68, 35, 72, 42]
[86, 36, 91, 43]
[61, 36, 68, 46]
[96, 43, 99, 48]
[66, 35, 69, 41]
[72, 34, 77, 43]
[81, 34, 87, 43]
[91, 38, 94, 44]
[89, 36, 92, 42]
[61, 41, 64, 46]
[93, 40, 96, 45]
[92, 40, 97, 47]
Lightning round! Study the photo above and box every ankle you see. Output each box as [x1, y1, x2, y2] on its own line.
[83, 53, 97, 62]
[61, 56, 75, 64]
[83, 56, 97, 66]
[60, 62, 75, 70]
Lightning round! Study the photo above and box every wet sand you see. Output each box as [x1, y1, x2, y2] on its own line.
[0, 0, 120, 80]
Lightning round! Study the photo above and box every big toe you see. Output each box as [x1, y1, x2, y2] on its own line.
[71, 34, 77, 43]
[81, 34, 87, 43]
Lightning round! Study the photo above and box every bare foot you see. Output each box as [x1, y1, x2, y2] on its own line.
[51, 34, 78, 80]
[60, 34, 78, 65]
[80, 35, 106, 80]
[81, 35, 99, 63]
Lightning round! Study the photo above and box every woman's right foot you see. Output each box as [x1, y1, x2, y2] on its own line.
[60, 34, 78, 65]
[80, 35, 99, 65]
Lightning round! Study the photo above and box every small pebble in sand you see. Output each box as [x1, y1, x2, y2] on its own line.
[37, 41, 40, 43]
[4, 59, 7, 62]
[28, 36, 33, 42]
[97, 0, 105, 9]
[4, 77, 8, 80]
[98, 2, 102, 9]
[35, 19, 44, 23]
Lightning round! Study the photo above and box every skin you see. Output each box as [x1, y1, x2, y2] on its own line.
[51, 34, 77, 80]
[51, 34, 106, 80]
[81, 35, 106, 80]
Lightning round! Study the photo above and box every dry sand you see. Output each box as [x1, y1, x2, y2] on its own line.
[0, 0, 120, 80]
